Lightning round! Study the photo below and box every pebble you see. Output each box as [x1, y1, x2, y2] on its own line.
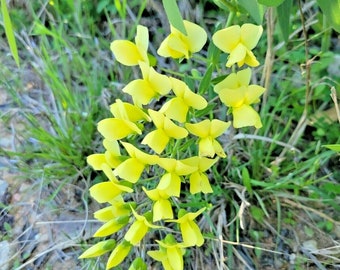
[0, 240, 12, 270]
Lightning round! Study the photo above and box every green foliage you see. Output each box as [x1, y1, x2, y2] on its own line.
[316, 0, 340, 32]
[162, 0, 186, 34]
[1, 0, 20, 66]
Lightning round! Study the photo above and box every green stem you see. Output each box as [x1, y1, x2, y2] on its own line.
[226, 11, 235, 27]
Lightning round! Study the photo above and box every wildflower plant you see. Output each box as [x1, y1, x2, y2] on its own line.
[80, 2, 265, 269]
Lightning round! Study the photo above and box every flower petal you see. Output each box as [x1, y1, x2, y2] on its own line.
[240, 24, 263, 50]
[87, 154, 107, 170]
[142, 129, 169, 154]
[245, 85, 265, 104]
[98, 118, 141, 140]
[210, 119, 231, 137]
[185, 120, 210, 138]
[226, 43, 246, 67]
[212, 25, 241, 53]
[183, 20, 207, 53]
[107, 241, 132, 269]
[110, 40, 143, 66]
[232, 104, 262, 128]
[163, 117, 188, 139]
[122, 79, 156, 106]
[114, 158, 145, 183]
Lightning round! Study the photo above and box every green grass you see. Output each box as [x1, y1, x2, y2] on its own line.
[1, 0, 339, 269]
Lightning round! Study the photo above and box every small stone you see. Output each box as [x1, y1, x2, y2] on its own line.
[0, 240, 12, 270]
[0, 180, 9, 201]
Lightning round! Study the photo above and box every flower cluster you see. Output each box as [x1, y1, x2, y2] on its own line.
[80, 19, 264, 270]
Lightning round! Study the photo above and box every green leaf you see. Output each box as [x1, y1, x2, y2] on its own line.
[317, 0, 340, 33]
[1, 0, 20, 67]
[198, 64, 213, 94]
[323, 144, 340, 152]
[162, 0, 187, 35]
[238, 0, 264, 24]
[258, 0, 285, 7]
[277, 0, 293, 42]
[242, 167, 253, 196]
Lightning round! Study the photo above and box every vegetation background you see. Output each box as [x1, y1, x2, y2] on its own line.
[0, 0, 339, 269]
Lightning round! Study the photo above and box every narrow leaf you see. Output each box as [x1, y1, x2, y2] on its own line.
[1, 0, 20, 66]
[162, 0, 186, 35]
[277, 0, 292, 42]
[198, 64, 213, 94]
[238, 0, 264, 24]
[258, 0, 285, 7]
[323, 144, 340, 152]
[316, 0, 340, 33]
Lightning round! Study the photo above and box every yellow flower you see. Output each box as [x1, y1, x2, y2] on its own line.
[110, 99, 150, 122]
[182, 156, 218, 194]
[110, 25, 149, 66]
[93, 215, 129, 237]
[157, 158, 196, 197]
[141, 109, 188, 154]
[89, 169, 133, 204]
[106, 240, 132, 270]
[160, 78, 207, 123]
[214, 68, 265, 128]
[79, 239, 116, 259]
[94, 196, 134, 222]
[98, 99, 151, 140]
[114, 142, 159, 183]
[168, 208, 206, 247]
[147, 234, 186, 270]
[123, 62, 172, 107]
[212, 24, 263, 67]
[124, 209, 161, 245]
[87, 139, 122, 170]
[157, 20, 207, 59]
[143, 187, 173, 222]
[185, 119, 231, 157]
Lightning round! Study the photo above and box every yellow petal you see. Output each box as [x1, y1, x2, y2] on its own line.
[114, 158, 145, 183]
[226, 43, 246, 67]
[244, 48, 260, 67]
[110, 99, 150, 122]
[105, 150, 122, 168]
[87, 154, 106, 170]
[163, 117, 188, 139]
[167, 246, 184, 270]
[212, 25, 241, 53]
[189, 171, 213, 194]
[158, 35, 184, 59]
[142, 129, 169, 154]
[135, 25, 149, 63]
[157, 173, 181, 197]
[198, 137, 215, 157]
[214, 73, 238, 94]
[106, 241, 132, 269]
[90, 182, 132, 203]
[110, 40, 142, 66]
[213, 139, 226, 158]
[183, 88, 208, 110]
[185, 120, 210, 138]
[147, 109, 165, 129]
[160, 98, 188, 123]
[121, 142, 159, 165]
[122, 79, 156, 106]
[245, 85, 265, 104]
[94, 217, 128, 237]
[236, 68, 252, 86]
[98, 118, 141, 140]
[183, 20, 207, 53]
[218, 86, 246, 108]
[232, 104, 262, 128]
[79, 239, 116, 259]
[103, 139, 121, 155]
[124, 220, 149, 245]
[148, 66, 172, 96]
[210, 119, 231, 138]
[240, 24, 263, 49]
[153, 199, 174, 221]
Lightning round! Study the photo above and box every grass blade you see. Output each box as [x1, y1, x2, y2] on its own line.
[162, 0, 186, 34]
[1, 0, 20, 66]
